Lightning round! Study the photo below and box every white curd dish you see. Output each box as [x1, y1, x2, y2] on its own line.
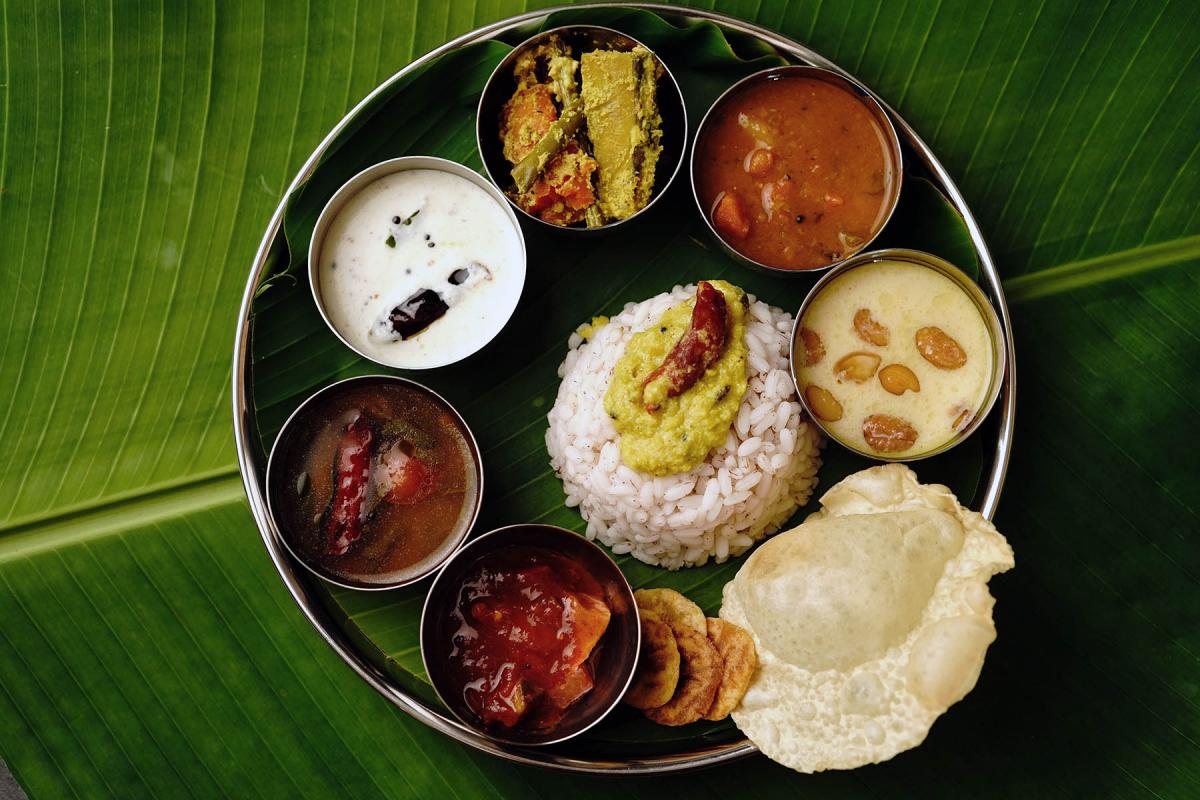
[308, 156, 527, 369]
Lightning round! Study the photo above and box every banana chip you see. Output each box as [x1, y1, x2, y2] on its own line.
[624, 617, 680, 710]
[634, 588, 706, 636]
[644, 627, 721, 726]
[703, 618, 757, 721]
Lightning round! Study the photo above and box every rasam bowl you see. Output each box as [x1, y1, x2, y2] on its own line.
[265, 374, 484, 591]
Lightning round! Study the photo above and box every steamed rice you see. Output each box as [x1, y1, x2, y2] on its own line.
[546, 284, 824, 569]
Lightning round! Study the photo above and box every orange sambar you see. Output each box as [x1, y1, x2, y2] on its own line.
[696, 75, 897, 271]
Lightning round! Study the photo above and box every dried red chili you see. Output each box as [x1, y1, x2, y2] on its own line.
[641, 281, 729, 411]
[322, 415, 374, 556]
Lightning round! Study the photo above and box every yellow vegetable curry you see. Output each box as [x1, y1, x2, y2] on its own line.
[604, 280, 748, 476]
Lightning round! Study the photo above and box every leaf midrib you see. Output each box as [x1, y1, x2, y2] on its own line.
[1, 233, 1194, 551]
[0, 467, 243, 562]
[1003, 234, 1200, 303]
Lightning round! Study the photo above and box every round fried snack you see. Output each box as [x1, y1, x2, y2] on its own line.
[624, 617, 680, 710]
[634, 588, 706, 636]
[644, 628, 721, 726]
[703, 617, 758, 721]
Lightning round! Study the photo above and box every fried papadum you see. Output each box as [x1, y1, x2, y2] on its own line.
[703, 617, 758, 721]
[624, 616, 680, 710]
[643, 627, 721, 726]
[634, 588, 706, 636]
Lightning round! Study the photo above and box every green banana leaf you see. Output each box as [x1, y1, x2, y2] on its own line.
[249, 6, 988, 751]
[1, 1, 1197, 797]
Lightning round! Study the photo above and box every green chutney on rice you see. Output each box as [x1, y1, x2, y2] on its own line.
[546, 281, 824, 569]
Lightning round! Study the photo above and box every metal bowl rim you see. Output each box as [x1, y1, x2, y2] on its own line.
[419, 522, 642, 747]
[688, 63, 904, 275]
[263, 373, 485, 591]
[473, 23, 689, 233]
[787, 247, 1007, 462]
[306, 155, 528, 369]
[232, 1, 1017, 775]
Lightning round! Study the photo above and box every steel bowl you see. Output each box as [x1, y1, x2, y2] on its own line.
[307, 156, 527, 369]
[265, 374, 484, 591]
[476, 24, 687, 235]
[789, 248, 1006, 461]
[690, 64, 903, 274]
[420, 524, 641, 747]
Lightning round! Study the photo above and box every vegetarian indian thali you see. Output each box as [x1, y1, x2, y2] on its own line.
[252, 14, 1013, 776]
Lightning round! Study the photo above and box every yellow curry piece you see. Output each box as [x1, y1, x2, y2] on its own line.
[604, 281, 748, 476]
[580, 47, 662, 221]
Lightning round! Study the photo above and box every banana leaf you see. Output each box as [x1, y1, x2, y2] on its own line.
[250, 7, 988, 752]
[0, 1, 1197, 798]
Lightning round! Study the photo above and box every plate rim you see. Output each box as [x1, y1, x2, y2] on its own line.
[230, 1, 1017, 775]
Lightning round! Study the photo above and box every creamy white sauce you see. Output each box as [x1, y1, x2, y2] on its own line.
[797, 260, 994, 457]
[318, 169, 524, 368]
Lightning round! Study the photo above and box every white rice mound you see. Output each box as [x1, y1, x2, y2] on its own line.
[546, 284, 824, 570]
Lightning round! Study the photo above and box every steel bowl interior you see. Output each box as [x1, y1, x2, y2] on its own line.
[265, 374, 484, 591]
[475, 24, 687, 235]
[690, 64, 904, 275]
[420, 524, 641, 747]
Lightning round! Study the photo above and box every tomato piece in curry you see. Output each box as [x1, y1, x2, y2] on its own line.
[696, 75, 897, 270]
[448, 547, 612, 731]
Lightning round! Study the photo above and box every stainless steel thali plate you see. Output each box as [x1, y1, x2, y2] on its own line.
[231, 3, 1015, 775]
